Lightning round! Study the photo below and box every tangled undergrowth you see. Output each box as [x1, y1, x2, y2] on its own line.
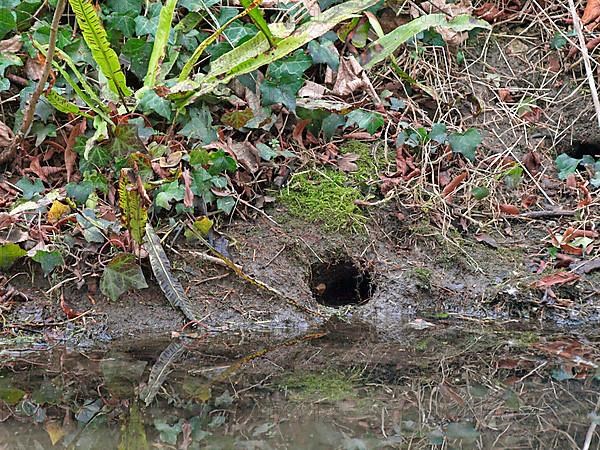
[0, 0, 598, 318]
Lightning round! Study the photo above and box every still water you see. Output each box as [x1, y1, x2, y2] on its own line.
[0, 319, 598, 449]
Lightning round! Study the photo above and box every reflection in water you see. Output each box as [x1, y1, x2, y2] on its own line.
[0, 320, 599, 449]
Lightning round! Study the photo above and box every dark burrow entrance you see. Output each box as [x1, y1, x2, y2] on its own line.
[569, 141, 600, 159]
[309, 258, 373, 307]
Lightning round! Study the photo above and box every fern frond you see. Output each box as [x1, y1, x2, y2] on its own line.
[68, 0, 132, 97]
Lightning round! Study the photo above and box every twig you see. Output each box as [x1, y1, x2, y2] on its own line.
[582, 397, 600, 450]
[567, 0, 600, 130]
[519, 209, 577, 218]
[0, 0, 67, 165]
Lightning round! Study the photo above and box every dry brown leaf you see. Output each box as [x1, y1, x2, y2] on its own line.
[583, 0, 600, 27]
[412, 0, 472, 45]
[298, 80, 326, 98]
[0, 120, 14, 147]
[229, 141, 260, 173]
[182, 168, 194, 208]
[533, 272, 580, 289]
[0, 35, 22, 53]
[47, 201, 71, 224]
[65, 120, 86, 182]
[499, 204, 520, 215]
[332, 56, 365, 96]
[25, 57, 44, 81]
[337, 153, 359, 172]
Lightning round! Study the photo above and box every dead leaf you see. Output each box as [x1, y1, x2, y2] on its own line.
[475, 234, 498, 248]
[573, 258, 600, 274]
[158, 151, 183, 168]
[298, 81, 327, 98]
[337, 153, 360, 172]
[442, 171, 468, 198]
[413, 0, 472, 45]
[47, 201, 71, 224]
[229, 141, 260, 174]
[499, 204, 520, 215]
[332, 56, 365, 96]
[45, 421, 66, 445]
[65, 120, 86, 182]
[25, 57, 44, 81]
[0, 120, 14, 147]
[0, 213, 15, 230]
[182, 168, 194, 208]
[533, 272, 580, 289]
[498, 88, 514, 102]
[0, 35, 22, 53]
[583, 0, 600, 29]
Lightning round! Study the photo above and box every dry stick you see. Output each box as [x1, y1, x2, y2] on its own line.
[568, 0, 600, 130]
[0, 0, 67, 165]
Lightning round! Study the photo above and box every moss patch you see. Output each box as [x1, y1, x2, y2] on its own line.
[339, 141, 381, 184]
[279, 169, 366, 231]
[279, 370, 357, 401]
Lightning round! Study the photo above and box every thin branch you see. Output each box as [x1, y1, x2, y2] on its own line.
[0, 0, 67, 165]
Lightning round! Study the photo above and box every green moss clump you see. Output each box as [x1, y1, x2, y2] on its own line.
[339, 141, 381, 185]
[279, 371, 357, 401]
[279, 169, 366, 231]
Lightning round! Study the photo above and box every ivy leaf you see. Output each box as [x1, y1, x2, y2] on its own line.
[308, 39, 339, 70]
[217, 196, 236, 214]
[345, 109, 384, 135]
[267, 50, 312, 80]
[66, 181, 95, 205]
[209, 150, 237, 174]
[31, 250, 64, 276]
[0, 243, 27, 270]
[121, 38, 153, 79]
[100, 253, 148, 301]
[555, 153, 581, 180]
[448, 128, 482, 161]
[16, 177, 45, 200]
[260, 78, 303, 112]
[180, 106, 217, 144]
[0, 9, 16, 40]
[154, 419, 183, 445]
[429, 123, 447, 144]
[155, 181, 184, 210]
[321, 113, 345, 141]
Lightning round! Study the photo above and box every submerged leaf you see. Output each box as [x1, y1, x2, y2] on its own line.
[100, 253, 148, 301]
[139, 340, 186, 406]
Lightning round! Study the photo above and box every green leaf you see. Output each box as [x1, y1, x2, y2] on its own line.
[446, 422, 480, 443]
[555, 153, 581, 180]
[260, 77, 303, 112]
[180, 106, 217, 144]
[321, 113, 345, 141]
[45, 89, 92, 118]
[0, 8, 16, 40]
[240, 0, 275, 47]
[345, 109, 384, 135]
[0, 243, 27, 270]
[429, 123, 447, 143]
[100, 253, 148, 301]
[68, 0, 132, 97]
[66, 181, 95, 204]
[364, 14, 490, 69]
[208, 149, 237, 174]
[155, 181, 184, 210]
[308, 39, 339, 70]
[121, 38, 153, 79]
[0, 386, 25, 405]
[16, 177, 45, 200]
[448, 128, 482, 161]
[471, 186, 489, 200]
[31, 250, 64, 276]
[550, 32, 567, 50]
[154, 419, 182, 445]
[267, 50, 312, 80]
[118, 169, 148, 244]
[144, 0, 177, 87]
[217, 196, 235, 214]
[138, 89, 172, 120]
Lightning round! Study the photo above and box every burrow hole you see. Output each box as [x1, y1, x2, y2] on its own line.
[569, 141, 600, 159]
[309, 258, 373, 308]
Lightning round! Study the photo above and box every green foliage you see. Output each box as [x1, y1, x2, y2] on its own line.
[100, 253, 148, 301]
[118, 170, 148, 244]
[345, 109, 384, 135]
[0, 243, 27, 270]
[555, 153, 580, 179]
[448, 128, 482, 162]
[68, 0, 132, 97]
[143, 0, 177, 88]
[16, 177, 45, 200]
[31, 250, 64, 276]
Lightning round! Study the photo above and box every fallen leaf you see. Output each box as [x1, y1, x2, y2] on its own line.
[442, 171, 468, 198]
[332, 56, 365, 96]
[583, 0, 600, 29]
[45, 421, 66, 445]
[573, 258, 600, 274]
[533, 272, 580, 289]
[0, 35, 22, 53]
[298, 81, 326, 98]
[47, 201, 71, 224]
[65, 120, 86, 182]
[229, 141, 260, 173]
[499, 204, 520, 215]
[337, 153, 359, 172]
[182, 168, 194, 209]
[475, 233, 498, 248]
[25, 57, 44, 81]
[0, 120, 14, 147]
